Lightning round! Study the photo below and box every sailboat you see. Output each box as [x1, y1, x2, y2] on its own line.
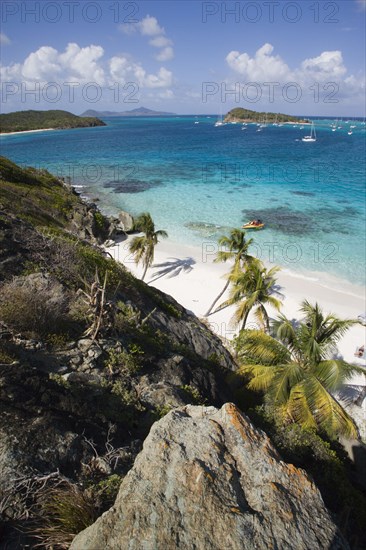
[214, 109, 224, 127]
[302, 121, 316, 142]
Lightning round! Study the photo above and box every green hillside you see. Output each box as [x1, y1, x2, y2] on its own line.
[0, 109, 106, 133]
[225, 108, 308, 123]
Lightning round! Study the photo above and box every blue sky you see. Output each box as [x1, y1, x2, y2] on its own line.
[1, 0, 365, 115]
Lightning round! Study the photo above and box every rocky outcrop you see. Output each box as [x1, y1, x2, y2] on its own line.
[71, 403, 348, 550]
[117, 210, 134, 232]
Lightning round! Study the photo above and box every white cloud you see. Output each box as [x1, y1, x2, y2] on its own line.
[19, 43, 106, 85]
[149, 36, 172, 48]
[109, 56, 172, 88]
[300, 50, 346, 80]
[1, 43, 173, 91]
[138, 15, 164, 36]
[0, 33, 10, 45]
[226, 43, 291, 81]
[119, 14, 174, 61]
[22, 46, 61, 81]
[224, 43, 365, 110]
[226, 43, 359, 89]
[155, 47, 174, 62]
[144, 67, 173, 88]
[158, 89, 174, 99]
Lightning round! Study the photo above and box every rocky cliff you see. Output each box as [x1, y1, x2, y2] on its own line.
[71, 403, 348, 550]
[0, 157, 236, 547]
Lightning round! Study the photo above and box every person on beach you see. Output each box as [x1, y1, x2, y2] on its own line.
[354, 345, 365, 358]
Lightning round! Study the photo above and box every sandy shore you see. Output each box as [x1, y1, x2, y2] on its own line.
[0, 128, 56, 136]
[107, 236, 366, 389]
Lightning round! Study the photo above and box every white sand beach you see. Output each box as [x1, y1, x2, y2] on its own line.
[107, 236, 366, 393]
[0, 128, 56, 136]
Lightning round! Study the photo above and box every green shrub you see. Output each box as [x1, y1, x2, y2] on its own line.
[76, 245, 123, 291]
[0, 344, 16, 364]
[180, 384, 206, 405]
[91, 474, 123, 510]
[31, 482, 99, 549]
[93, 211, 109, 238]
[105, 347, 143, 375]
[0, 275, 70, 338]
[153, 404, 173, 419]
[46, 333, 71, 349]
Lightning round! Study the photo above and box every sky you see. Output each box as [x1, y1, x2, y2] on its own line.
[1, 0, 365, 116]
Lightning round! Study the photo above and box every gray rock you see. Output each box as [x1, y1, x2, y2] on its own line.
[70, 403, 348, 550]
[118, 210, 134, 232]
[77, 338, 95, 351]
[63, 372, 101, 385]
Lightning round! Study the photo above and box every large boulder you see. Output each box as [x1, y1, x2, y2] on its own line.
[118, 210, 134, 232]
[70, 403, 348, 550]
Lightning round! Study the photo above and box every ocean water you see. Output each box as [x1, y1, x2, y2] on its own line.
[1, 116, 365, 287]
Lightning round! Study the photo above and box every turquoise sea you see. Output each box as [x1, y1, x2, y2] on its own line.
[1, 116, 365, 286]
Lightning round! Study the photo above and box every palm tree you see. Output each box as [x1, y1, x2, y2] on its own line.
[219, 262, 282, 331]
[129, 213, 168, 281]
[236, 300, 362, 438]
[205, 229, 255, 316]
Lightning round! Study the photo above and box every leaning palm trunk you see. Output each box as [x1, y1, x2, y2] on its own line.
[259, 305, 270, 333]
[205, 280, 230, 316]
[241, 309, 250, 331]
[141, 262, 149, 281]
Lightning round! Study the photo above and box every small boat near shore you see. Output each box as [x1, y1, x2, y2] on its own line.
[242, 221, 265, 230]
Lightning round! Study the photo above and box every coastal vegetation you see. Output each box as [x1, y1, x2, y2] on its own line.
[220, 262, 282, 331]
[224, 107, 309, 123]
[0, 109, 106, 133]
[129, 212, 168, 280]
[234, 301, 362, 437]
[209, 227, 360, 437]
[205, 228, 255, 316]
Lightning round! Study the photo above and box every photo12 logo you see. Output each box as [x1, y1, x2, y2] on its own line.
[1, 81, 140, 105]
[201, 240, 339, 265]
[202, 81, 339, 104]
[202, 161, 340, 185]
[201, 2, 340, 24]
[1, 2, 140, 24]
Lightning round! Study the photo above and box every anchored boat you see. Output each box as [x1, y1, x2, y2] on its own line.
[242, 221, 265, 230]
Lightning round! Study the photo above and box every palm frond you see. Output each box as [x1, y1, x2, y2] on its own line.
[287, 384, 318, 430]
[272, 313, 300, 349]
[129, 236, 146, 265]
[254, 306, 266, 330]
[240, 363, 279, 392]
[303, 376, 358, 438]
[155, 229, 168, 239]
[269, 363, 305, 405]
[214, 251, 234, 264]
[236, 330, 291, 365]
[313, 360, 366, 391]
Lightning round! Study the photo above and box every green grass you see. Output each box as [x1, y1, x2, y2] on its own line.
[0, 156, 78, 230]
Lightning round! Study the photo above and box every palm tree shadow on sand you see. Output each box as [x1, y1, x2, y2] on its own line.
[149, 257, 196, 283]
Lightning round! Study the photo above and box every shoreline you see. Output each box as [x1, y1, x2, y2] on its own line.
[107, 236, 366, 388]
[0, 128, 56, 136]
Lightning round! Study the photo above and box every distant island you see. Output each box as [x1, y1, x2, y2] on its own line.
[224, 108, 309, 124]
[0, 110, 106, 134]
[81, 107, 176, 117]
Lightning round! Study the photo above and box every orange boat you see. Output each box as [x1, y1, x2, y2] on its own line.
[242, 221, 265, 230]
